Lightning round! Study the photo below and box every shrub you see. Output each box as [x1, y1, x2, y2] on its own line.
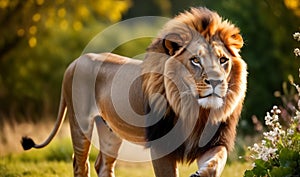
[244, 105, 300, 176]
[244, 32, 300, 177]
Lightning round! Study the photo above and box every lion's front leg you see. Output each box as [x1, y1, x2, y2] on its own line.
[151, 148, 178, 177]
[190, 146, 227, 177]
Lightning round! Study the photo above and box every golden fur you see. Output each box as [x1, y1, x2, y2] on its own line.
[143, 7, 247, 161]
[21, 7, 247, 177]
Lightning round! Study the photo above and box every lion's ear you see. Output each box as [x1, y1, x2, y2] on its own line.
[163, 33, 183, 56]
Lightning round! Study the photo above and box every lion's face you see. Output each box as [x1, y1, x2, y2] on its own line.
[163, 31, 238, 110]
[179, 36, 232, 109]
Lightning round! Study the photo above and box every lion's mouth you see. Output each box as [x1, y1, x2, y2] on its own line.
[196, 92, 224, 109]
[198, 93, 222, 99]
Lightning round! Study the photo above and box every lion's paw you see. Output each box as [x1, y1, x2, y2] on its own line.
[189, 171, 200, 177]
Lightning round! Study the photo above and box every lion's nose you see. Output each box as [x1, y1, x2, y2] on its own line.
[204, 79, 222, 88]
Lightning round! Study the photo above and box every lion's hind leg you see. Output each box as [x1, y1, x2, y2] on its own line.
[69, 112, 95, 177]
[94, 117, 122, 177]
[94, 151, 119, 177]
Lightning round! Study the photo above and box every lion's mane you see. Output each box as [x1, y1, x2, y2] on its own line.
[142, 7, 247, 163]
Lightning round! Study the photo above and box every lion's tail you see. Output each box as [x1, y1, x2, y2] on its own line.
[21, 92, 67, 150]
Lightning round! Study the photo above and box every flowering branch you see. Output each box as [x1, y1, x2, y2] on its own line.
[244, 32, 300, 177]
[294, 32, 300, 57]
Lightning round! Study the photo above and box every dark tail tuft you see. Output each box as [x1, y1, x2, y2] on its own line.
[21, 136, 36, 150]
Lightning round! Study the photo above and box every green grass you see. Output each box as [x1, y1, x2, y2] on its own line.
[0, 138, 251, 177]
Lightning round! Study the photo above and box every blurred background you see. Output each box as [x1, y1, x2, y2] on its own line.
[0, 0, 299, 150]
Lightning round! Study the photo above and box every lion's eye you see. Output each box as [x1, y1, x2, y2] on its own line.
[219, 57, 229, 65]
[190, 57, 201, 67]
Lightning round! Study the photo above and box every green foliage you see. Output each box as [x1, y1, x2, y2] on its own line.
[245, 148, 300, 177]
[279, 148, 299, 169]
[245, 105, 300, 176]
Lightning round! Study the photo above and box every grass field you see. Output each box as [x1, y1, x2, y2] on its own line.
[0, 137, 251, 177]
[0, 121, 251, 177]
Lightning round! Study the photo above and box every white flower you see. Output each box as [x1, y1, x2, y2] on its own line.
[287, 128, 294, 136]
[262, 147, 277, 161]
[295, 48, 300, 57]
[274, 122, 282, 129]
[295, 111, 300, 121]
[252, 144, 278, 161]
[293, 32, 300, 41]
[265, 112, 273, 126]
[265, 107, 282, 128]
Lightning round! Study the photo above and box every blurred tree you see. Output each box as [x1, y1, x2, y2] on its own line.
[0, 0, 130, 57]
[123, 0, 168, 18]
[0, 0, 131, 123]
[284, 0, 300, 16]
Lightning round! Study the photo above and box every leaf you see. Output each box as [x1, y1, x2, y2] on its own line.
[244, 170, 255, 177]
[250, 159, 268, 176]
[254, 159, 267, 168]
[270, 167, 293, 177]
[279, 148, 300, 168]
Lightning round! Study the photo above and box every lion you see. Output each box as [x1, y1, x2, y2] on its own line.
[21, 7, 247, 177]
